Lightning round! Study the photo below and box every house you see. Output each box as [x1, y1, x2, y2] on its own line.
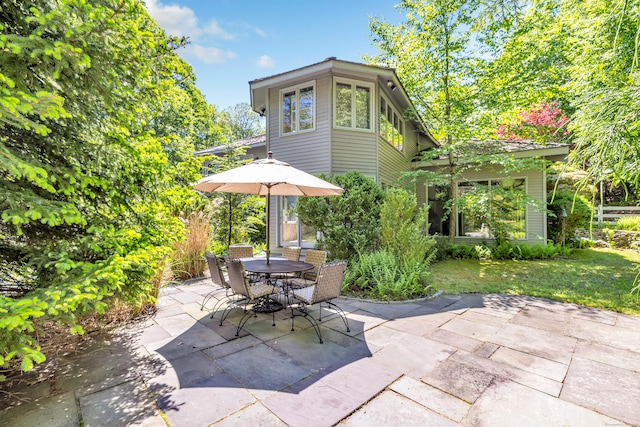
[200, 57, 568, 251]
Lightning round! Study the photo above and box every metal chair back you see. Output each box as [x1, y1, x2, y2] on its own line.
[224, 258, 251, 298]
[311, 261, 348, 303]
[206, 253, 229, 289]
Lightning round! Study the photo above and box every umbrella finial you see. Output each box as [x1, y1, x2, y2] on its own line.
[267, 151, 273, 159]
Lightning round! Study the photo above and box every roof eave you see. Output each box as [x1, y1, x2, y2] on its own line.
[413, 145, 570, 168]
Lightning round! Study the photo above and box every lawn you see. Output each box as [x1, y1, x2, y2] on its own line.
[430, 248, 640, 316]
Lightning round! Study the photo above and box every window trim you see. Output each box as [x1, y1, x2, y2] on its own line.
[277, 195, 316, 249]
[379, 93, 405, 152]
[332, 77, 375, 133]
[280, 80, 316, 136]
[455, 177, 528, 240]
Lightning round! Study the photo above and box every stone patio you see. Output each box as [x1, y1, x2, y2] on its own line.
[1, 277, 640, 426]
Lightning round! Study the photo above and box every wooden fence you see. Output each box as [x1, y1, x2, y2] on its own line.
[596, 206, 640, 224]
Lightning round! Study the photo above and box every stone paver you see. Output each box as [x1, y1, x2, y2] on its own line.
[389, 376, 471, 422]
[78, 379, 165, 427]
[344, 390, 459, 427]
[561, 356, 640, 426]
[462, 379, 623, 427]
[2, 282, 639, 427]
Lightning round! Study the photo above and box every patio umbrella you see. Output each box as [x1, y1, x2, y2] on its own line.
[194, 151, 343, 263]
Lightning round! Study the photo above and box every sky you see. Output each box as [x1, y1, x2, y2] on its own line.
[145, 0, 404, 111]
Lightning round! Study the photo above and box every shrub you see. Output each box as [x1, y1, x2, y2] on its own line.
[548, 192, 594, 245]
[380, 188, 436, 266]
[172, 211, 211, 280]
[297, 171, 386, 260]
[344, 250, 433, 300]
[490, 243, 513, 260]
[614, 216, 640, 231]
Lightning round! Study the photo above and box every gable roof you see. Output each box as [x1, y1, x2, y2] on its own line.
[193, 134, 266, 157]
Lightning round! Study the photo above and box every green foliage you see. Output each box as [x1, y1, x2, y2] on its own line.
[380, 188, 436, 265]
[438, 242, 565, 260]
[0, 0, 209, 371]
[297, 171, 386, 260]
[223, 102, 266, 141]
[548, 192, 594, 244]
[206, 146, 266, 248]
[343, 188, 436, 300]
[344, 250, 433, 300]
[614, 216, 640, 231]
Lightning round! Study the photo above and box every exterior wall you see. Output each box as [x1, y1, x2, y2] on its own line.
[264, 74, 334, 253]
[422, 164, 547, 244]
[253, 61, 436, 252]
[331, 128, 377, 179]
[266, 75, 332, 175]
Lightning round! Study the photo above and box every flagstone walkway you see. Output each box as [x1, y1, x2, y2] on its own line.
[2, 277, 640, 426]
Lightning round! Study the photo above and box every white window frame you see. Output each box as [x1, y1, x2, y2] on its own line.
[280, 80, 316, 136]
[277, 196, 317, 249]
[455, 177, 528, 240]
[379, 93, 405, 152]
[333, 77, 375, 132]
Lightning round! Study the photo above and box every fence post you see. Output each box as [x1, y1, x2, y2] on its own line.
[597, 205, 603, 225]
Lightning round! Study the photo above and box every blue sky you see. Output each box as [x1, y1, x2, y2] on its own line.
[145, 0, 404, 111]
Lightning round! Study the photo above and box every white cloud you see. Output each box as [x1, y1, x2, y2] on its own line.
[186, 44, 238, 64]
[204, 20, 235, 41]
[254, 27, 267, 38]
[256, 55, 275, 68]
[145, 0, 200, 39]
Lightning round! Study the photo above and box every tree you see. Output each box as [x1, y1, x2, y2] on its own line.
[562, 0, 640, 187]
[368, 0, 538, 241]
[205, 144, 265, 250]
[496, 101, 570, 142]
[224, 102, 265, 141]
[0, 0, 202, 371]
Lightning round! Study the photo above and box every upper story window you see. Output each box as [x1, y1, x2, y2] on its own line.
[333, 77, 374, 131]
[380, 95, 404, 151]
[281, 81, 315, 135]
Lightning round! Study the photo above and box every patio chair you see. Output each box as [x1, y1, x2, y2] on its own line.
[281, 246, 301, 261]
[228, 244, 253, 259]
[289, 260, 349, 344]
[201, 253, 249, 319]
[220, 257, 279, 336]
[200, 253, 229, 311]
[288, 249, 327, 288]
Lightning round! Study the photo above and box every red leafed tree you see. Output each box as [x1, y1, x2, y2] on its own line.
[496, 102, 570, 143]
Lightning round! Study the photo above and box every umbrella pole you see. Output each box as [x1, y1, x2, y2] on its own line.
[266, 187, 271, 264]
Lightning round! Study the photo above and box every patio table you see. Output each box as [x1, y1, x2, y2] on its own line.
[242, 258, 313, 312]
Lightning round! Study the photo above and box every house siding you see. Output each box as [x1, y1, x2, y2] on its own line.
[331, 129, 377, 179]
[267, 75, 332, 174]
[264, 75, 334, 253]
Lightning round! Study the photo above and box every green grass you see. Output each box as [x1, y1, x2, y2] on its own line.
[430, 248, 640, 316]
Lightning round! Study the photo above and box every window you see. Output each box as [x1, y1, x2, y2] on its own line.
[278, 196, 317, 248]
[334, 78, 374, 131]
[281, 81, 315, 135]
[457, 178, 527, 240]
[201, 160, 210, 177]
[379, 94, 404, 151]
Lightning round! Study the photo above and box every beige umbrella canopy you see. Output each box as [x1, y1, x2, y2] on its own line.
[194, 152, 343, 263]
